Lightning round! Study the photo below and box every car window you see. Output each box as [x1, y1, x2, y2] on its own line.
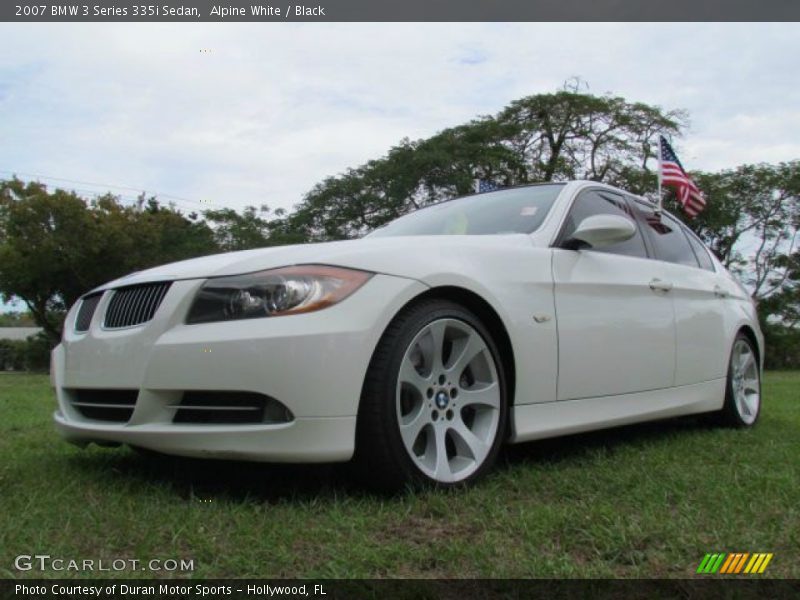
[367, 184, 563, 237]
[559, 190, 647, 258]
[683, 228, 715, 271]
[634, 205, 700, 268]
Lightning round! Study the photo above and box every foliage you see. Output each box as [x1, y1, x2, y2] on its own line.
[677, 162, 800, 364]
[0, 179, 218, 343]
[0, 333, 49, 371]
[203, 204, 295, 251]
[761, 323, 800, 369]
[0, 340, 25, 371]
[494, 89, 686, 191]
[688, 162, 799, 293]
[0, 87, 797, 365]
[284, 89, 685, 240]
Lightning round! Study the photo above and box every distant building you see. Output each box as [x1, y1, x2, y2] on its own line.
[0, 327, 43, 341]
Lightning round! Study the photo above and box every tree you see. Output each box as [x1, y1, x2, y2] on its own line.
[667, 162, 800, 368]
[0, 179, 218, 343]
[495, 89, 686, 191]
[203, 204, 292, 251]
[681, 162, 799, 306]
[285, 88, 685, 241]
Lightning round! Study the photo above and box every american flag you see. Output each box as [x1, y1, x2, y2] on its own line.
[659, 135, 706, 218]
[475, 179, 500, 193]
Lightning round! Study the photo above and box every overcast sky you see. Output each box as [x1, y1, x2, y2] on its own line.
[1, 22, 798, 218]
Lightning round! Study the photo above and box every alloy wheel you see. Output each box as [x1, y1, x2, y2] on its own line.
[731, 338, 760, 425]
[395, 318, 501, 483]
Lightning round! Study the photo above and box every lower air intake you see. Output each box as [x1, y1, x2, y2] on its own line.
[172, 391, 293, 425]
[68, 389, 138, 422]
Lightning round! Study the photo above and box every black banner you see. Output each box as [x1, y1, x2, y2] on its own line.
[3, 580, 800, 600]
[3, 0, 800, 22]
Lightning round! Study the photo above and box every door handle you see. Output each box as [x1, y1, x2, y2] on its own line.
[649, 278, 673, 292]
[713, 285, 729, 299]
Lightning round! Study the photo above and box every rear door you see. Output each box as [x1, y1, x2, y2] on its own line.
[552, 189, 676, 401]
[632, 203, 729, 385]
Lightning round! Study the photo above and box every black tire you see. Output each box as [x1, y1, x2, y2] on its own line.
[716, 333, 762, 428]
[355, 298, 508, 492]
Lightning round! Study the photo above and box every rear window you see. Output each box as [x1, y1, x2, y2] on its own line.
[635, 205, 700, 268]
[684, 229, 716, 271]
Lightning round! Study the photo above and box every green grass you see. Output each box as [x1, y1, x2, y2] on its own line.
[1, 372, 798, 579]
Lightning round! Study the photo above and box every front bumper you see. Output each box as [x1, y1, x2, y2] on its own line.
[54, 411, 357, 462]
[52, 273, 428, 462]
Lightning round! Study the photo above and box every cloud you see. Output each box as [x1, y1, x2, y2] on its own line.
[0, 22, 798, 214]
[456, 47, 489, 66]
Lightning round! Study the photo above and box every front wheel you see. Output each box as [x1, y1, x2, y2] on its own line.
[356, 299, 508, 491]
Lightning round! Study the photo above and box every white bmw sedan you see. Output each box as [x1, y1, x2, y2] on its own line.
[53, 181, 763, 490]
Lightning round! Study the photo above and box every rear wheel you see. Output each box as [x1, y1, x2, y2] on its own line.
[356, 299, 508, 491]
[718, 334, 761, 428]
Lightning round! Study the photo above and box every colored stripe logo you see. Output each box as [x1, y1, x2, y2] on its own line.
[697, 553, 773, 574]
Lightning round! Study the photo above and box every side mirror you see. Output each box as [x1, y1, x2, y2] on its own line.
[564, 214, 637, 250]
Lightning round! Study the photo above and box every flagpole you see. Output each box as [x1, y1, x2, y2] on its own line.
[655, 135, 663, 215]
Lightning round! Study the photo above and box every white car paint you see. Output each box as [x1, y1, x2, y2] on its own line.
[551, 249, 676, 400]
[52, 180, 763, 466]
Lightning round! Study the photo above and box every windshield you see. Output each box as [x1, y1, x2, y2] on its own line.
[367, 184, 564, 238]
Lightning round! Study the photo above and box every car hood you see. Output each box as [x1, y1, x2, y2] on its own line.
[96, 234, 537, 291]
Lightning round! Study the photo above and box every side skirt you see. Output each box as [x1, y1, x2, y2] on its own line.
[509, 378, 726, 444]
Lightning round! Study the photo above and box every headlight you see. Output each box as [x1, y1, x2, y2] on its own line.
[186, 265, 373, 324]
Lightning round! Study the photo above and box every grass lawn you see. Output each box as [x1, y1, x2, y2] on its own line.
[1, 372, 798, 579]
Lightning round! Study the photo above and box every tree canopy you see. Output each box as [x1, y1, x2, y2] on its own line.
[0, 179, 217, 342]
[674, 162, 799, 365]
[283, 90, 686, 241]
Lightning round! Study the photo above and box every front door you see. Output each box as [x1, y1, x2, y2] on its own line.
[552, 190, 676, 401]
